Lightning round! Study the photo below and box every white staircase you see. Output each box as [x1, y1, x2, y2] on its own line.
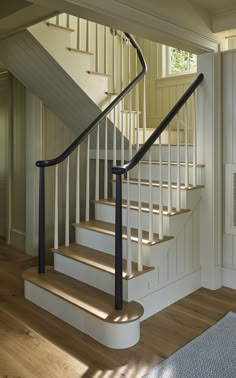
[22, 14, 205, 349]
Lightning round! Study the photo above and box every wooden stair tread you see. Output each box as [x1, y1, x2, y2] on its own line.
[46, 22, 75, 32]
[96, 198, 190, 216]
[74, 220, 173, 246]
[140, 160, 205, 167]
[120, 178, 204, 190]
[105, 91, 118, 95]
[67, 47, 93, 55]
[87, 70, 110, 77]
[140, 143, 194, 146]
[51, 244, 154, 279]
[23, 267, 144, 323]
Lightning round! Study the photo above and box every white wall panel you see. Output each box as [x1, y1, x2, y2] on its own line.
[223, 50, 236, 273]
[10, 77, 26, 250]
[0, 73, 10, 238]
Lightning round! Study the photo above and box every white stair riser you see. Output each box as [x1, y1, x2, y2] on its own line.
[130, 164, 204, 186]
[75, 227, 174, 266]
[24, 281, 140, 349]
[116, 182, 202, 209]
[95, 203, 191, 236]
[144, 145, 193, 161]
[54, 253, 157, 301]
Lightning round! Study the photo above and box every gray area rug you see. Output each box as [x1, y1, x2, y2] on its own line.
[143, 312, 236, 377]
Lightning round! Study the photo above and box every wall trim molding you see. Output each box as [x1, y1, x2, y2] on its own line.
[30, 0, 221, 53]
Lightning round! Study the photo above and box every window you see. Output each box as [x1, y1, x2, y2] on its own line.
[162, 46, 197, 77]
[169, 48, 197, 75]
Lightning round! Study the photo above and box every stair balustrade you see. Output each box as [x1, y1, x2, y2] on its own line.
[36, 27, 147, 312]
[36, 13, 204, 312]
[112, 73, 204, 309]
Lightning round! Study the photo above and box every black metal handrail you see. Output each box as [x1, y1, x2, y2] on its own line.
[112, 73, 204, 310]
[36, 32, 147, 312]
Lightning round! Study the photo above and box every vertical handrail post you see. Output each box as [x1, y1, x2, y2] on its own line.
[115, 174, 123, 310]
[38, 166, 45, 273]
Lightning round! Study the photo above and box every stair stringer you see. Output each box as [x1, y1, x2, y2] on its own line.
[28, 21, 112, 110]
[0, 29, 125, 150]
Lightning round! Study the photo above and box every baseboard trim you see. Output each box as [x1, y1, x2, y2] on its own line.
[10, 228, 25, 250]
[223, 267, 236, 289]
[139, 269, 202, 320]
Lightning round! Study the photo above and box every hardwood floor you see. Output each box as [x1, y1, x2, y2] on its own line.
[1, 240, 236, 377]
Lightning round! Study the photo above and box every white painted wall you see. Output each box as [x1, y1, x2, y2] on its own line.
[9, 77, 26, 250]
[222, 50, 236, 288]
[0, 73, 11, 239]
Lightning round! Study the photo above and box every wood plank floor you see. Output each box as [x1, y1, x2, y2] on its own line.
[1, 239, 236, 377]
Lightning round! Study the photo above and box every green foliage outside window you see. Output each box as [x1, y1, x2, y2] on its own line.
[169, 48, 197, 75]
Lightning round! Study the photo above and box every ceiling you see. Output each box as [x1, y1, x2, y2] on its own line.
[0, 1, 31, 20]
[190, 0, 236, 32]
[190, 0, 236, 12]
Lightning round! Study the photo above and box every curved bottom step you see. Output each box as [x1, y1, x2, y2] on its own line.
[22, 267, 144, 349]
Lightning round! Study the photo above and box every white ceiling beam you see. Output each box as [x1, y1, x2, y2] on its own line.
[28, 0, 222, 53]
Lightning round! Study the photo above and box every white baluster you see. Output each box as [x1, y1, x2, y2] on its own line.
[113, 109, 117, 199]
[168, 125, 172, 213]
[120, 38, 124, 165]
[76, 146, 80, 224]
[159, 135, 163, 240]
[96, 124, 100, 201]
[104, 26, 107, 74]
[184, 102, 189, 188]
[120, 36, 124, 92]
[143, 76, 147, 144]
[86, 135, 90, 222]
[193, 92, 197, 186]
[54, 165, 58, 249]
[86, 20, 90, 52]
[121, 104, 124, 165]
[95, 23, 99, 72]
[113, 109, 116, 166]
[138, 163, 143, 271]
[135, 51, 140, 151]
[77, 18, 81, 50]
[128, 40, 132, 158]
[104, 118, 108, 199]
[176, 113, 181, 212]
[112, 30, 116, 92]
[65, 157, 70, 246]
[148, 149, 153, 242]
[126, 171, 132, 276]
